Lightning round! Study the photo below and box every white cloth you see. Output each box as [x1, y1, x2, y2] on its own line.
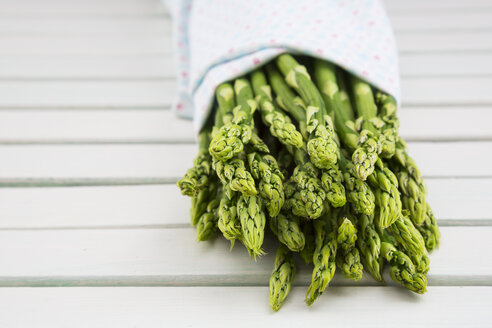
[165, 0, 400, 135]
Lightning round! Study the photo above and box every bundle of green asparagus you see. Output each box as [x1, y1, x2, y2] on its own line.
[178, 54, 440, 311]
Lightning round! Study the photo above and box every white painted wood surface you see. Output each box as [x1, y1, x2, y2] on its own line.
[0, 227, 488, 286]
[0, 0, 491, 326]
[1, 287, 490, 328]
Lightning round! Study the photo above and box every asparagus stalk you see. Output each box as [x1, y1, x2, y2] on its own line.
[270, 212, 305, 252]
[336, 213, 363, 281]
[269, 245, 296, 311]
[214, 157, 257, 196]
[247, 151, 285, 217]
[217, 187, 242, 247]
[320, 163, 347, 208]
[306, 213, 338, 305]
[300, 223, 316, 264]
[416, 203, 441, 252]
[367, 159, 402, 229]
[196, 191, 221, 241]
[190, 179, 218, 226]
[276, 54, 339, 169]
[396, 170, 427, 226]
[356, 214, 383, 281]
[284, 148, 326, 219]
[393, 137, 424, 186]
[177, 130, 212, 196]
[250, 69, 303, 149]
[237, 194, 266, 258]
[376, 91, 399, 158]
[210, 83, 258, 196]
[349, 75, 383, 180]
[339, 152, 375, 216]
[380, 230, 428, 294]
[313, 59, 358, 150]
[389, 214, 427, 257]
[209, 82, 252, 161]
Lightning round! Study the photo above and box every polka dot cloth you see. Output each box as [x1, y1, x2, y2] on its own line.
[164, 0, 400, 136]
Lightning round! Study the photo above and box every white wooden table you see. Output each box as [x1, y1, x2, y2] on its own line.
[0, 0, 491, 326]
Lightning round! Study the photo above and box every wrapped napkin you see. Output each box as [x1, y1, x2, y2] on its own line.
[165, 0, 400, 134]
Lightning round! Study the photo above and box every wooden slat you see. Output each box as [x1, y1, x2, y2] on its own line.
[401, 77, 492, 106]
[0, 1, 165, 16]
[0, 57, 175, 80]
[397, 31, 492, 52]
[0, 18, 171, 35]
[0, 77, 489, 108]
[399, 53, 492, 77]
[0, 31, 489, 56]
[0, 178, 489, 229]
[383, 0, 492, 11]
[0, 286, 490, 327]
[0, 227, 488, 286]
[0, 142, 489, 182]
[2, 53, 491, 79]
[0, 107, 490, 143]
[0, 81, 175, 108]
[390, 12, 492, 31]
[0, 36, 172, 56]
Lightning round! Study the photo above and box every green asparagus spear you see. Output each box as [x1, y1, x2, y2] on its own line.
[209, 82, 252, 161]
[339, 153, 375, 216]
[306, 213, 338, 305]
[376, 91, 399, 158]
[284, 149, 326, 219]
[389, 214, 426, 257]
[269, 245, 296, 311]
[336, 213, 363, 281]
[313, 59, 359, 150]
[320, 163, 346, 208]
[357, 214, 383, 281]
[190, 179, 218, 226]
[416, 203, 441, 252]
[213, 157, 257, 196]
[178, 130, 212, 196]
[251, 69, 303, 148]
[380, 230, 427, 294]
[367, 159, 402, 229]
[276, 54, 339, 169]
[270, 212, 305, 252]
[238, 194, 266, 258]
[300, 223, 316, 264]
[396, 170, 427, 226]
[217, 187, 242, 247]
[247, 151, 285, 217]
[349, 75, 383, 180]
[393, 138, 423, 186]
[196, 191, 221, 241]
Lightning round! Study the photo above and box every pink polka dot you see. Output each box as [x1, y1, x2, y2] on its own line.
[245, 24, 251, 30]
[353, 10, 359, 15]
[181, 71, 188, 78]
[228, 48, 234, 54]
[362, 71, 369, 76]
[316, 48, 324, 54]
[178, 41, 183, 48]
[180, 55, 187, 62]
[253, 58, 261, 65]
[287, 22, 293, 27]
[270, 39, 276, 44]
[315, 18, 322, 24]
[186, 4, 191, 11]
[373, 55, 380, 61]
[331, 34, 338, 38]
[176, 103, 183, 110]
[369, 21, 375, 26]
